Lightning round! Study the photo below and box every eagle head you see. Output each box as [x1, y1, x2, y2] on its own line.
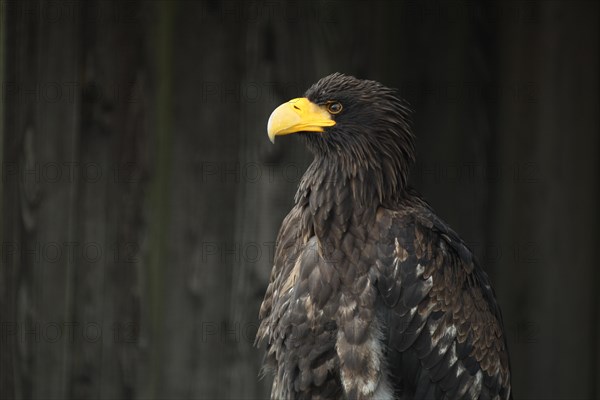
[268, 73, 416, 195]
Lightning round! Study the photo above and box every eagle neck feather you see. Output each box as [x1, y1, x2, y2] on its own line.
[295, 154, 404, 243]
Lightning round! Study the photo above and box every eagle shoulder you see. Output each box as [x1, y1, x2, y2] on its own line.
[374, 203, 512, 399]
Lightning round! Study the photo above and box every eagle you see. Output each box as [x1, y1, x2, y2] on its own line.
[256, 73, 512, 400]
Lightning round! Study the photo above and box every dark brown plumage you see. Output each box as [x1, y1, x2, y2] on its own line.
[257, 73, 512, 399]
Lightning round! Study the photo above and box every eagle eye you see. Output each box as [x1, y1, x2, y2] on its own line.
[326, 101, 343, 114]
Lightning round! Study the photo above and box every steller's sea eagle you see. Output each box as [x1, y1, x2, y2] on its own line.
[256, 73, 512, 400]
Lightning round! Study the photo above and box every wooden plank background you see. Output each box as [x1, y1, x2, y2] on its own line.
[0, 1, 598, 399]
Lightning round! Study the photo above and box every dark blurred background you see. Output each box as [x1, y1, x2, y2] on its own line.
[0, 0, 598, 399]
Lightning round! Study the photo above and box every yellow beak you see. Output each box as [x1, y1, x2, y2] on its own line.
[267, 97, 336, 143]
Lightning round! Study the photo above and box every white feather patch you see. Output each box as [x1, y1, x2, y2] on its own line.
[337, 319, 393, 399]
